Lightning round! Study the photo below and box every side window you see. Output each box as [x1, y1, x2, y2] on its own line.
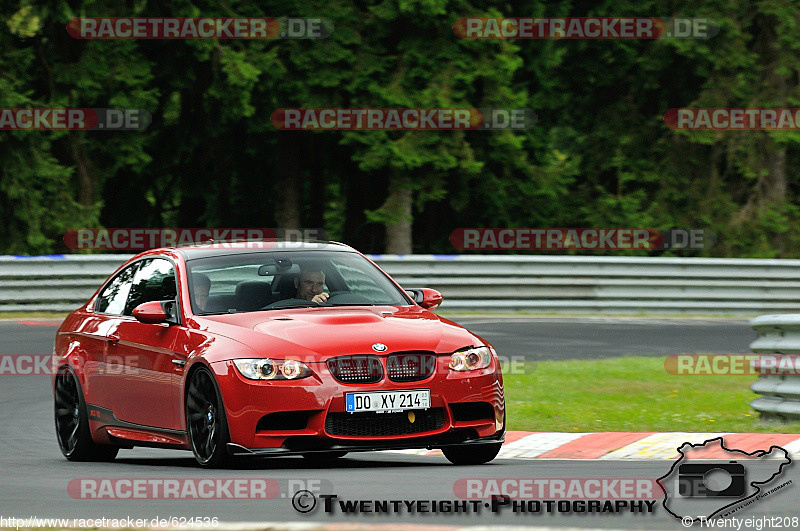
[124, 258, 177, 315]
[95, 263, 139, 315]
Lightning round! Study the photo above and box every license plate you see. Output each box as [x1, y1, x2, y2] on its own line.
[345, 389, 430, 413]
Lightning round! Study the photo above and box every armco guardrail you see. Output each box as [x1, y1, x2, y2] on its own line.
[750, 315, 800, 421]
[3, 254, 800, 313]
[0, 255, 133, 311]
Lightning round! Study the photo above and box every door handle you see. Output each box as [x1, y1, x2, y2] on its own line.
[106, 334, 120, 345]
[171, 359, 186, 367]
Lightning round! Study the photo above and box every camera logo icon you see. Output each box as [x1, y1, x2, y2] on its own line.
[677, 461, 745, 498]
[659, 437, 792, 523]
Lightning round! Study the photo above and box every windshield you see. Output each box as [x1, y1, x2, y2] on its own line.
[186, 250, 412, 315]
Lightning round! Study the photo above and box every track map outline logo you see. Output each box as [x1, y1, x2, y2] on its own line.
[657, 436, 792, 524]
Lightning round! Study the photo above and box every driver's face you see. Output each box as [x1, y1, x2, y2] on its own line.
[193, 284, 209, 309]
[192, 282, 211, 310]
[296, 271, 325, 300]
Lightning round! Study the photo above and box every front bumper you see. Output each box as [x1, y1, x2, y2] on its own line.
[209, 355, 505, 451]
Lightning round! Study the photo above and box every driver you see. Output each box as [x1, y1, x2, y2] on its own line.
[294, 268, 329, 303]
[192, 273, 211, 311]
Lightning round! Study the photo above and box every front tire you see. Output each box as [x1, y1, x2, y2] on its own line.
[54, 368, 119, 462]
[442, 442, 502, 465]
[186, 367, 232, 468]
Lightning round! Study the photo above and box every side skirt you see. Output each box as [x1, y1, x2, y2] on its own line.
[87, 404, 189, 449]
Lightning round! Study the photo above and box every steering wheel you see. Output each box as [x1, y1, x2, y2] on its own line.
[260, 298, 319, 310]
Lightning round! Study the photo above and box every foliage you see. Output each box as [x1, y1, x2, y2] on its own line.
[1, 0, 799, 255]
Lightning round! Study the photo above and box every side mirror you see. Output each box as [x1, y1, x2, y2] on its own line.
[132, 301, 174, 324]
[406, 288, 443, 310]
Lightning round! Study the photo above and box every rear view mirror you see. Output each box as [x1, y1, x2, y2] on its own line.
[259, 259, 294, 276]
[405, 288, 444, 310]
[132, 301, 175, 324]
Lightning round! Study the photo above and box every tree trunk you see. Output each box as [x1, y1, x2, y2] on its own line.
[765, 146, 787, 204]
[766, 144, 787, 255]
[69, 134, 94, 207]
[274, 135, 301, 229]
[384, 173, 412, 254]
[751, 10, 789, 254]
[307, 136, 326, 231]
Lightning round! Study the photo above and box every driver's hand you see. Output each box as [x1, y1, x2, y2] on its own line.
[311, 292, 329, 303]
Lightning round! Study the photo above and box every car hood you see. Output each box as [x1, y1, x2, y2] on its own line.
[197, 306, 483, 361]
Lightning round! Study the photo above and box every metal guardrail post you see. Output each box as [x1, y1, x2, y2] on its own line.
[750, 314, 800, 421]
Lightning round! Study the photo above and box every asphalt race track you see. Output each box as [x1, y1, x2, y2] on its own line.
[448, 316, 758, 360]
[1, 317, 795, 530]
[1, 316, 758, 360]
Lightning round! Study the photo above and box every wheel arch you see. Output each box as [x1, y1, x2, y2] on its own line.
[182, 360, 232, 436]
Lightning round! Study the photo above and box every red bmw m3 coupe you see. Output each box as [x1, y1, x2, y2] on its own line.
[53, 241, 505, 467]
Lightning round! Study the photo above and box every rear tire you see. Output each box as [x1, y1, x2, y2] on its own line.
[54, 368, 119, 462]
[442, 442, 501, 465]
[186, 367, 232, 468]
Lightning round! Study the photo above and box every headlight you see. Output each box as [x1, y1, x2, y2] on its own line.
[449, 346, 492, 372]
[233, 358, 312, 380]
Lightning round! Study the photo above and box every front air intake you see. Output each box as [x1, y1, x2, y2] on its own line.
[325, 408, 446, 437]
[327, 355, 383, 384]
[256, 411, 312, 431]
[450, 402, 495, 422]
[386, 353, 437, 382]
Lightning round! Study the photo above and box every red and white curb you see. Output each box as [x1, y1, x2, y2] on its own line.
[391, 431, 800, 460]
